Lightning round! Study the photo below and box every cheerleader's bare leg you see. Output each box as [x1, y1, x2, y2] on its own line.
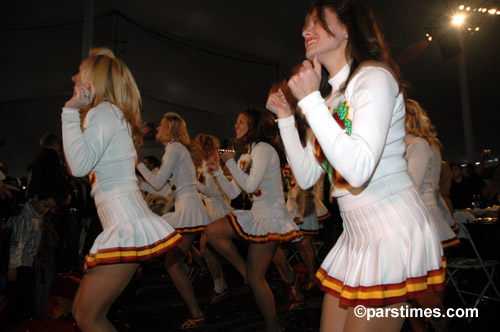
[414, 291, 447, 332]
[164, 233, 203, 319]
[247, 241, 281, 332]
[272, 245, 304, 304]
[295, 235, 317, 282]
[205, 216, 247, 281]
[320, 293, 406, 332]
[72, 263, 139, 332]
[200, 233, 227, 292]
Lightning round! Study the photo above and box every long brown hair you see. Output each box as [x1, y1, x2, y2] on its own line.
[191, 134, 220, 169]
[79, 47, 144, 149]
[234, 108, 286, 166]
[307, 0, 408, 95]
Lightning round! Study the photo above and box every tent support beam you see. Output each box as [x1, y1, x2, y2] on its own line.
[81, 0, 95, 61]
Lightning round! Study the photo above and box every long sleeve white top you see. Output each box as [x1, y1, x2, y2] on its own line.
[197, 161, 239, 200]
[212, 169, 242, 200]
[430, 145, 443, 192]
[62, 102, 138, 204]
[137, 141, 198, 200]
[279, 63, 413, 211]
[405, 135, 433, 197]
[225, 142, 287, 216]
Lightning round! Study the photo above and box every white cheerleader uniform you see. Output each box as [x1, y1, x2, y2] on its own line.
[196, 161, 235, 221]
[405, 135, 459, 249]
[283, 164, 330, 235]
[137, 141, 210, 234]
[278, 63, 446, 307]
[62, 103, 182, 270]
[218, 142, 302, 243]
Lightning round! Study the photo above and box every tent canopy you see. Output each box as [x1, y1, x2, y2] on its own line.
[1, 0, 499, 177]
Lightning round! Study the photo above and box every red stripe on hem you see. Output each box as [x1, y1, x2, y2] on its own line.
[315, 257, 446, 307]
[84, 232, 183, 270]
[176, 225, 206, 234]
[442, 236, 460, 249]
[300, 229, 320, 236]
[227, 212, 303, 243]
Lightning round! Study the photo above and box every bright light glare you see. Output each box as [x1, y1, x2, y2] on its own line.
[453, 14, 466, 25]
[488, 9, 496, 14]
[466, 7, 471, 11]
[459, 5, 465, 10]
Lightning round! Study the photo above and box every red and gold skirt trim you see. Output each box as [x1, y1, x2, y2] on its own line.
[84, 231, 183, 270]
[441, 236, 460, 249]
[176, 225, 206, 234]
[300, 229, 320, 236]
[227, 212, 303, 243]
[315, 256, 447, 307]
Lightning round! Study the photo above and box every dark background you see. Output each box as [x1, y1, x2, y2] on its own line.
[1, 0, 499, 178]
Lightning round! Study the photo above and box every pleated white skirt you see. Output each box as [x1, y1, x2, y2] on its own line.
[162, 192, 210, 234]
[316, 186, 446, 306]
[85, 190, 182, 270]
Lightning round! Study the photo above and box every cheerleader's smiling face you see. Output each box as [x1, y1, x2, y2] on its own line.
[302, 8, 348, 63]
[234, 113, 249, 139]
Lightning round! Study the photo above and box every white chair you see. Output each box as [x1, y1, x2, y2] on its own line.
[446, 222, 500, 320]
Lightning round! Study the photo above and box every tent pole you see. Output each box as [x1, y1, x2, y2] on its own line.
[457, 32, 475, 164]
[81, 0, 95, 61]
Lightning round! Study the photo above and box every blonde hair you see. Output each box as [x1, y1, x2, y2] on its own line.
[79, 47, 144, 149]
[157, 112, 191, 147]
[405, 99, 443, 152]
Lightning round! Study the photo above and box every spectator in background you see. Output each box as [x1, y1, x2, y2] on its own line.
[449, 162, 472, 209]
[466, 163, 485, 203]
[0, 167, 20, 201]
[28, 133, 71, 204]
[33, 198, 60, 319]
[0, 166, 23, 220]
[3, 192, 58, 324]
[28, 133, 76, 272]
[439, 161, 454, 213]
[480, 150, 500, 206]
[0, 180, 19, 201]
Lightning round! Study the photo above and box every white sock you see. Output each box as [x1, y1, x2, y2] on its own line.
[214, 278, 225, 293]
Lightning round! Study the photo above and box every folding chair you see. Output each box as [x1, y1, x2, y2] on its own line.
[446, 222, 500, 320]
[287, 238, 325, 265]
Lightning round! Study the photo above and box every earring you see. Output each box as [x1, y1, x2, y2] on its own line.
[345, 34, 349, 39]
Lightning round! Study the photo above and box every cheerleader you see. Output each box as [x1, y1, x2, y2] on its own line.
[404, 99, 458, 332]
[205, 108, 302, 332]
[136, 112, 210, 329]
[268, 1, 446, 331]
[191, 133, 238, 304]
[283, 163, 330, 290]
[404, 99, 459, 250]
[62, 48, 182, 332]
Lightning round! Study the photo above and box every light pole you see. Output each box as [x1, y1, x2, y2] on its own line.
[452, 13, 475, 164]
